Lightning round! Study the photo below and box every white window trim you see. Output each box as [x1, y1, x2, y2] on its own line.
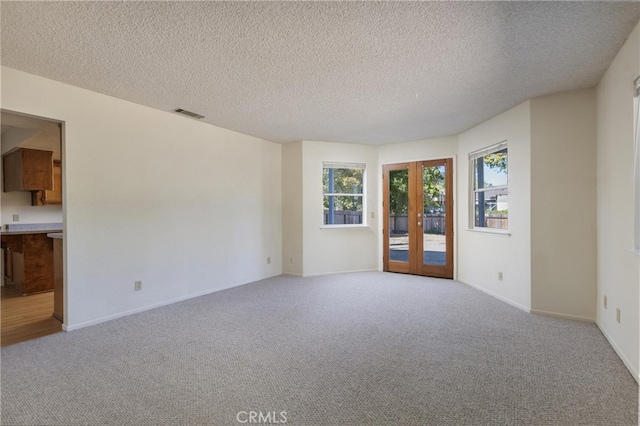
[322, 162, 367, 227]
[466, 228, 511, 237]
[468, 140, 509, 233]
[320, 224, 370, 229]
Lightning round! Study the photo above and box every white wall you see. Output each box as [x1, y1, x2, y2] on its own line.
[282, 141, 303, 275]
[377, 137, 458, 272]
[377, 137, 458, 166]
[596, 21, 640, 379]
[530, 89, 597, 321]
[0, 188, 63, 227]
[1, 67, 283, 330]
[457, 102, 532, 311]
[301, 140, 378, 276]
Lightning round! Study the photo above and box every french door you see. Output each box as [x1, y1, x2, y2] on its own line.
[383, 159, 453, 278]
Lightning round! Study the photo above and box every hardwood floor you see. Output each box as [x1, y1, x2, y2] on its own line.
[1, 286, 61, 347]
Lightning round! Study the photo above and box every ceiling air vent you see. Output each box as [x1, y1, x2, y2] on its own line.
[172, 108, 205, 120]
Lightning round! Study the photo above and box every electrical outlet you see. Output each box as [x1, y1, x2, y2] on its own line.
[267, 257, 271, 264]
[603, 295, 607, 309]
[12, 214, 19, 222]
[288, 257, 293, 264]
[134, 280, 142, 291]
[498, 272, 503, 281]
[616, 308, 621, 323]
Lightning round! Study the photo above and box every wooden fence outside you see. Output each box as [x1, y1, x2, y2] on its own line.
[324, 210, 363, 225]
[482, 214, 508, 229]
[390, 213, 508, 233]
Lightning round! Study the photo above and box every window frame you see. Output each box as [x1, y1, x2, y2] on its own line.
[468, 141, 509, 232]
[321, 162, 367, 228]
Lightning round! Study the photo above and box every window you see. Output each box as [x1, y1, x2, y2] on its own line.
[322, 162, 365, 226]
[634, 76, 640, 253]
[469, 141, 508, 230]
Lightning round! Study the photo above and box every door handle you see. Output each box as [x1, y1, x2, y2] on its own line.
[417, 222, 422, 226]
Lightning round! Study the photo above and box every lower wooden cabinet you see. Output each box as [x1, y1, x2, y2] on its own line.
[1, 234, 54, 295]
[52, 238, 63, 322]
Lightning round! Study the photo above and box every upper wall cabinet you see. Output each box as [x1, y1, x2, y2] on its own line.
[2, 148, 53, 192]
[32, 160, 62, 206]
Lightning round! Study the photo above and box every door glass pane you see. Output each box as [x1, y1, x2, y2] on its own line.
[423, 165, 446, 266]
[388, 169, 409, 263]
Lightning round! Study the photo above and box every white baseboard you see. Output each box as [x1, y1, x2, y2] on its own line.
[596, 321, 639, 383]
[282, 272, 303, 277]
[64, 276, 270, 332]
[457, 279, 530, 313]
[530, 309, 594, 323]
[301, 268, 378, 278]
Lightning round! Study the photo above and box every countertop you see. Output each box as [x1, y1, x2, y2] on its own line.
[1, 229, 63, 236]
[1, 222, 63, 236]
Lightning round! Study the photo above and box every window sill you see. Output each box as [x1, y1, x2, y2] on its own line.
[320, 224, 369, 229]
[466, 228, 511, 237]
[626, 249, 640, 257]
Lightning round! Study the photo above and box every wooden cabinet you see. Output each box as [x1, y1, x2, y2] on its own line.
[52, 238, 63, 322]
[32, 160, 62, 206]
[2, 148, 53, 192]
[1, 233, 54, 295]
[2, 238, 24, 289]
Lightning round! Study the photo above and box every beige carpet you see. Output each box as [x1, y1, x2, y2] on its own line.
[1, 272, 637, 425]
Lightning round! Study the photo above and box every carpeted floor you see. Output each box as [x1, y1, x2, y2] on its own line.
[1, 272, 637, 425]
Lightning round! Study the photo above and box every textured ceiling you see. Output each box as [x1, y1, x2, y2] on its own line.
[1, 1, 639, 145]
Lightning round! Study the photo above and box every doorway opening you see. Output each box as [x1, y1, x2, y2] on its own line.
[1, 110, 64, 346]
[383, 159, 453, 278]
